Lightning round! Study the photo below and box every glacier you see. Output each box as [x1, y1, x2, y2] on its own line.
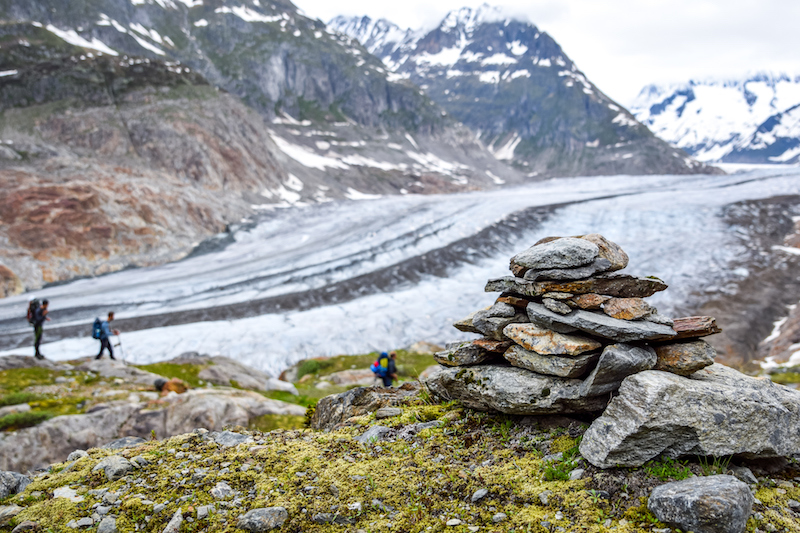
[1, 169, 799, 376]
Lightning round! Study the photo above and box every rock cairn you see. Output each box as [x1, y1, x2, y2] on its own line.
[425, 234, 720, 415]
[421, 235, 800, 467]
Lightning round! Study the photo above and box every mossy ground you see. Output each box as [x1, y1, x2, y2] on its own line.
[3, 391, 799, 533]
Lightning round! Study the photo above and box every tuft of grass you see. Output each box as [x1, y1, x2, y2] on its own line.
[698, 455, 732, 476]
[769, 372, 800, 384]
[248, 414, 307, 432]
[0, 391, 42, 407]
[134, 362, 206, 387]
[0, 410, 53, 431]
[643, 456, 692, 481]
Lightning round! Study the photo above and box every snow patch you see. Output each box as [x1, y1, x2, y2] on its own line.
[345, 188, 382, 200]
[45, 25, 118, 56]
[270, 135, 348, 170]
[481, 53, 517, 66]
[0, 70, 18, 77]
[215, 6, 285, 23]
[479, 71, 500, 84]
[193, 19, 209, 27]
[612, 113, 639, 128]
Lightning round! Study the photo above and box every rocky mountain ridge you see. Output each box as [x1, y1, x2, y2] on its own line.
[630, 72, 800, 164]
[0, 15, 521, 293]
[329, 5, 717, 177]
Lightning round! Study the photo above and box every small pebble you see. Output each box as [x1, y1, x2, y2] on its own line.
[446, 518, 462, 526]
[492, 513, 507, 523]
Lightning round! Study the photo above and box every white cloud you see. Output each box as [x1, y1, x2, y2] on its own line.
[297, 0, 800, 104]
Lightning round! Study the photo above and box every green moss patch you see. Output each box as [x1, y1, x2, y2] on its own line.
[134, 362, 207, 388]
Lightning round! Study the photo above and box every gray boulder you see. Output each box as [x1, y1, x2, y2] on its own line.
[211, 431, 253, 448]
[102, 437, 147, 450]
[527, 302, 675, 342]
[580, 364, 800, 468]
[237, 507, 288, 531]
[422, 365, 608, 415]
[648, 475, 753, 533]
[503, 345, 599, 378]
[578, 344, 657, 396]
[512, 238, 599, 270]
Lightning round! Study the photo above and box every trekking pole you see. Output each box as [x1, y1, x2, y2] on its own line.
[114, 333, 125, 362]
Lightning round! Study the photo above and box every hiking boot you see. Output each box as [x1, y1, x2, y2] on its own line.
[34, 353, 44, 360]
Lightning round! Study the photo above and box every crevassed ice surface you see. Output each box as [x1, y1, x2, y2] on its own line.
[1, 169, 799, 375]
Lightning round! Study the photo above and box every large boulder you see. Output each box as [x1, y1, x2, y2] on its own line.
[192, 356, 298, 395]
[0, 389, 304, 473]
[579, 364, 800, 468]
[526, 302, 676, 343]
[647, 475, 753, 533]
[75, 359, 165, 386]
[309, 383, 421, 431]
[422, 365, 608, 415]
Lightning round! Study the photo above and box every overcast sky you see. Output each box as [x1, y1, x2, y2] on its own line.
[293, 0, 800, 104]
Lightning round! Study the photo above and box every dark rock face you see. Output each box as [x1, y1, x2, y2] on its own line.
[647, 475, 753, 533]
[578, 343, 657, 397]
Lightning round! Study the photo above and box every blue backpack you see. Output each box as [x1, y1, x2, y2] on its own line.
[370, 353, 389, 378]
[92, 318, 103, 340]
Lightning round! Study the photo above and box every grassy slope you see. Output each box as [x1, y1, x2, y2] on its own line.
[1, 394, 798, 532]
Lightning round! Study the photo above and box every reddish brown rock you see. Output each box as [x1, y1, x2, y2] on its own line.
[570, 294, 612, 310]
[603, 298, 653, 321]
[653, 339, 717, 376]
[496, 294, 532, 308]
[503, 323, 602, 356]
[473, 338, 512, 353]
[671, 316, 722, 340]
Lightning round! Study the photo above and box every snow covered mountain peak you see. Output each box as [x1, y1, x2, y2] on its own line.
[630, 72, 800, 164]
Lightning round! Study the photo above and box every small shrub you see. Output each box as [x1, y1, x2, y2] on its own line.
[0, 391, 41, 407]
[643, 457, 692, 481]
[0, 410, 53, 431]
[296, 360, 321, 379]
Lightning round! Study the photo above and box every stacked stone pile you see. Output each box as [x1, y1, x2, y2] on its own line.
[423, 234, 800, 468]
[426, 234, 720, 416]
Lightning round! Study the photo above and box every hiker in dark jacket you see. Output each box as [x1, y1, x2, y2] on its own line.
[385, 351, 399, 387]
[32, 299, 49, 360]
[96, 312, 120, 360]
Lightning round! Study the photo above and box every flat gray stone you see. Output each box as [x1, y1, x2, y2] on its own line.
[422, 365, 609, 415]
[237, 507, 288, 531]
[355, 425, 392, 444]
[527, 302, 675, 342]
[504, 345, 599, 378]
[92, 456, 132, 481]
[374, 407, 402, 419]
[102, 437, 147, 450]
[0, 505, 23, 526]
[162, 510, 183, 533]
[434, 341, 493, 367]
[579, 343, 657, 396]
[211, 431, 253, 448]
[471, 488, 489, 503]
[512, 238, 599, 270]
[503, 323, 601, 356]
[648, 475, 753, 533]
[580, 364, 800, 468]
[97, 517, 117, 533]
[542, 298, 572, 315]
[524, 258, 612, 281]
[486, 273, 668, 299]
[472, 303, 528, 340]
[453, 310, 484, 334]
[210, 481, 234, 500]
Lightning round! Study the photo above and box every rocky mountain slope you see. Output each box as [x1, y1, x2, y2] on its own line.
[330, 5, 716, 177]
[630, 73, 800, 164]
[0, 10, 521, 294]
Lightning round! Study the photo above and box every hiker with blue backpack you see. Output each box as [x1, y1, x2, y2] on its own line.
[93, 312, 120, 360]
[370, 351, 398, 387]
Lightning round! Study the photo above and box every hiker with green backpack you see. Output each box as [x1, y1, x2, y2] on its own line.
[93, 312, 120, 360]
